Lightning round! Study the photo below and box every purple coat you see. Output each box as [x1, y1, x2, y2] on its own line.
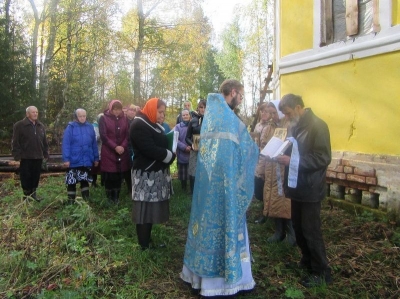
[174, 122, 190, 164]
[99, 103, 130, 173]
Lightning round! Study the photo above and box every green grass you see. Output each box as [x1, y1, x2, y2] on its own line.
[0, 170, 399, 298]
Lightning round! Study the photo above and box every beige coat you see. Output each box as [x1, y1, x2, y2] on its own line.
[255, 120, 291, 219]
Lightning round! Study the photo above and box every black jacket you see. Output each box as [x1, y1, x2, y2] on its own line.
[284, 108, 331, 202]
[12, 118, 49, 161]
[185, 112, 204, 146]
[130, 112, 175, 172]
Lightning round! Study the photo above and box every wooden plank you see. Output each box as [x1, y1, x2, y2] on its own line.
[346, 0, 359, 36]
[320, 0, 333, 46]
[372, 0, 381, 32]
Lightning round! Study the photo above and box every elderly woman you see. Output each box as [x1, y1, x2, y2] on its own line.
[62, 108, 99, 202]
[130, 98, 176, 250]
[174, 109, 191, 192]
[99, 99, 130, 204]
[185, 99, 206, 195]
[255, 100, 296, 245]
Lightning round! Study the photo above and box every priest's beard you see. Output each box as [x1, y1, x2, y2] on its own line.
[229, 95, 240, 110]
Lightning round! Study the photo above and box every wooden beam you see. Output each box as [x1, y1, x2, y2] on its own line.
[320, 0, 333, 46]
[373, 0, 381, 33]
[346, 0, 359, 36]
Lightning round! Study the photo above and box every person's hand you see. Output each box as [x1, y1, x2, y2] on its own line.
[64, 161, 70, 168]
[115, 146, 124, 155]
[275, 155, 290, 166]
[185, 146, 191, 153]
[94, 161, 99, 167]
[9, 160, 20, 166]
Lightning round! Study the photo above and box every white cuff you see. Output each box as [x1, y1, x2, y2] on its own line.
[162, 150, 173, 163]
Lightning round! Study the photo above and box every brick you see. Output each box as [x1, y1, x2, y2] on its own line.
[344, 166, 354, 174]
[328, 165, 344, 172]
[341, 159, 352, 166]
[347, 174, 366, 183]
[326, 170, 337, 178]
[337, 173, 346, 180]
[354, 167, 376, 177]
[366, 177, 377, 185]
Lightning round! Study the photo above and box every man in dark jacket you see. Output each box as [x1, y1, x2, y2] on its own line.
[12, 106, 49, 201]
[276, 94, 332, 288]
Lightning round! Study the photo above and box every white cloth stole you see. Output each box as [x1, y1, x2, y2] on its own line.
[287, 137, 299, 188]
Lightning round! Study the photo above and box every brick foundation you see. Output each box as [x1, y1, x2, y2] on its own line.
[326, 151, 400, 216]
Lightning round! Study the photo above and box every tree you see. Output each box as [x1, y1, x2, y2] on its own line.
[0, 1, 35, 139]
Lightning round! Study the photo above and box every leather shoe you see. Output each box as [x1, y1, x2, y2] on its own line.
[301, 270, 332, 288]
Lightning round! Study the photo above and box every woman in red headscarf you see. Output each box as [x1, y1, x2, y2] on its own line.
[129, 98, 176, 250]
[99, 99, 130, 204]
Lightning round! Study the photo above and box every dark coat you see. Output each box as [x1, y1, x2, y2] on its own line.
[99, 110, 130, 173]
[12, 118, 49, 161]
[185, 112, 204, 146]
[62, 121, 99, 168]
[130, 112, 175, 173]
[284, 108, 331, 202]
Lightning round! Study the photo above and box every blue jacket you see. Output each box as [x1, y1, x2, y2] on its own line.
[62, 121, 99, 168]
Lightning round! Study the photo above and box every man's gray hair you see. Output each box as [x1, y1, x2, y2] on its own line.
[279, 94, 304, 111]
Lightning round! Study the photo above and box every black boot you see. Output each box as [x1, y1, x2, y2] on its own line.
[106, 189, 113, 204]
[267, 218, 285, 243]
[136, 224, 153, 250]
[81, 182, 90, 200]
[67, 185, 77, 204]
[181, 180, 187, 191]
[284, 219, 297, 246]
[81, 189, 90, 200]
[112, 189, 120, 205]
[31, 189, 41, 202]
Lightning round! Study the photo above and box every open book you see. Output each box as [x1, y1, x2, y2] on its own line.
[166, 130, 179, 153]
[260, 136, 291, 158]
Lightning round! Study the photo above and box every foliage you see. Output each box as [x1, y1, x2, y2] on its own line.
[0, 9, 35, 138]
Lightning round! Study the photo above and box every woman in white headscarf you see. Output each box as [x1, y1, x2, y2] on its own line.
[255, 100, 296, 245]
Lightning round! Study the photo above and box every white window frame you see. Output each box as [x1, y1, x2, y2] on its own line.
[277, 0, 400, 75]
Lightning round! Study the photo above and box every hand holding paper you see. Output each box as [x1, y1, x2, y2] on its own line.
[260, 136, 291, 159]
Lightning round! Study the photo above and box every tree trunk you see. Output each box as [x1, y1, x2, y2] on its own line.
[133, 0, 145, 106]
[38, 0, 60, 121]
[28, 0, 40, 91]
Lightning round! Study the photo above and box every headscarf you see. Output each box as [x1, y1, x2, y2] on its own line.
[271, 99, 285, 120]
[141, 98, 159, 123]
[108, 99, 122, 112]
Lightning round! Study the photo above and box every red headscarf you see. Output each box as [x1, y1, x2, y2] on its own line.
[141, 98, 159, 123]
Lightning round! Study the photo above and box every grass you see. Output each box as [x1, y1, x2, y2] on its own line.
[0, 168, 399, 298]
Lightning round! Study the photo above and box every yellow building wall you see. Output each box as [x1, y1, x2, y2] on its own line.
[280, 1, 314, 57]
[394, 0, 400, 25]
[280, 51, 400, 156]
